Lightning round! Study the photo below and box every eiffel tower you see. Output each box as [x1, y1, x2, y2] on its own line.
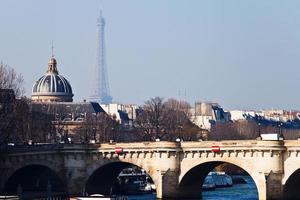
[89, 11, 112, 104]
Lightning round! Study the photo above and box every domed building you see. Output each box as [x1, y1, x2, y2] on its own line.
[29, 54, 109, 143]
[32, 57, 73, 102]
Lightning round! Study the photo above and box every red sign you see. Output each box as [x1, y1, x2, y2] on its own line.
[115, 147, 123, 154]
[211, 146, 221, 153]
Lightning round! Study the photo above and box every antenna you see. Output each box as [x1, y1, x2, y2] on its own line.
[51, 41, 54, 58]
[99, 0, 104, 12]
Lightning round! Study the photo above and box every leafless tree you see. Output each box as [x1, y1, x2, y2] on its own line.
[13, 97, 30, 142]
[0, 90, 15, 144]
[164, 98, 191, 118]
[30, 111, 53, 143]
[49, 105, 68, 142]
[0, 63, 26, 143]
[0, 96, 31, 144]
[162, 98, 193, 139]
[136, 97, 201, 141]
[209, 120, 261, 140]
[75, 112, 119, 143]
[135, 97, 165, 140]
[0, 63, 25, 97]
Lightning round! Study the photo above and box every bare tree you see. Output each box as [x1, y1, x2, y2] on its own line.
[0, 63, 26, 144]
[74, 112, 119, 143]
[94, 112, 119, 142]
[163, 98, 191, 136]
[30, 111, 53, 143]
[50, 105, 68, 142]
[135, 97, 165, 140]
[0, 94, 31, 144]
[0, 63, 25, 97]
[208, 120, 261, 140]
[164, 98, 191, 117]
[136, 97, 200, 141]
[13, 97, 30, 142]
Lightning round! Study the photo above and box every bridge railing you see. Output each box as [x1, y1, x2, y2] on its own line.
[0, 143, 65, 153]
[1, 140, 291, 154]
[0, 143, 107, 153]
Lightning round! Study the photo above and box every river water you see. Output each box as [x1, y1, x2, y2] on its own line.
[1, 176, 257, 200]
[127, 176, 258, 200]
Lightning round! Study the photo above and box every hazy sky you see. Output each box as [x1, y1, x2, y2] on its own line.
[1, 0, 300, 110]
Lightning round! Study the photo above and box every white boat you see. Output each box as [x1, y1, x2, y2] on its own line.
[202, 171, 233, 190]
[72, 194, 127, 200]
[209, 172, 233, 187]
[202, 175, 216, 190]
[116, 170, 155, 194]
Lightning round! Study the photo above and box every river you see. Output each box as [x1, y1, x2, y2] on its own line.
[127, 176, 258, 200]
[1, 176, 257, 200]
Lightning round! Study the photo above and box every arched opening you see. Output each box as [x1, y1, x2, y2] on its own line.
[283, 168, 300, 200]
[3, 165, 66, 198]
[179, 161, 259, 200]
[85, 162, 155, 198]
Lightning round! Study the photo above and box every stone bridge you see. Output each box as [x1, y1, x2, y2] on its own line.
[1, 140, 300, 199]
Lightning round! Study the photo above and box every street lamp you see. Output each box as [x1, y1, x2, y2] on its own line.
[64, 127, 69, 143]
[258, 123, 261, 136]
[111, 127, 115, 142]
[177, 125, 183, 141]
[80, 126, 88, 144]
[85, 127, 88, 143]
[278, 122, 283, 137]
[55, 113, 62, 143]
[93, 127, 96, 142]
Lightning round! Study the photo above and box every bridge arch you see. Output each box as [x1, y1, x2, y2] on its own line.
[85, 161, 156, 196]
[179, 159, 265, 200]
[3, 164, 66, 196]
[282, 167, 300, 200]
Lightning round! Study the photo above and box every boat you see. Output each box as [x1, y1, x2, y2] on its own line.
[209, 172, 233, 187]
[116, 169, 155, 195]
[202, 172, 233, 190]
[202, 175, 216, 190]
[71, 194, 127, 200]
[0, 196, 19, 200]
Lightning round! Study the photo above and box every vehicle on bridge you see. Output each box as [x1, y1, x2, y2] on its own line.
[260, 133, 284, 141]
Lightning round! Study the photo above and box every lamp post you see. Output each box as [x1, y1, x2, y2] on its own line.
[278, 122, 283, 137]
[84, 127, 88, 144]
[55, 113, 60, 143]
[178, 125, 183, 141]
[93, 127, 96, 142]
[65, 127, 69, 143]
[111, 127, 115, 142]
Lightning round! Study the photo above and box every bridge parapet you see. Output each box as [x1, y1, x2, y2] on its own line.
[1, 143, 65, 153]
[179, 140, 285, 161]
[284, 140, 300, 151]
[1, 140, 287, 162]
[1, 140, 287, 153]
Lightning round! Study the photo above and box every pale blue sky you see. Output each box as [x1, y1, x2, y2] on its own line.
[1, 0, 300, 110]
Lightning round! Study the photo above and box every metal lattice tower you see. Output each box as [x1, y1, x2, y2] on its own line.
[89, 11, 112, 104]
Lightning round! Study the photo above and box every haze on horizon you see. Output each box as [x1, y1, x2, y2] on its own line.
[1, 0, 300, 110]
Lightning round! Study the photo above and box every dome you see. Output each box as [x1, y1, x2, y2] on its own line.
[31, 57, 74, 102]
